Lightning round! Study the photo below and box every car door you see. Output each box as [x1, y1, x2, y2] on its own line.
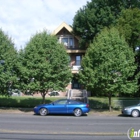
[67, 100, 80, 113]
[49, 99, 68, 114]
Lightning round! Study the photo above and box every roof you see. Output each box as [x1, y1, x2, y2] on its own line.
[52, 22, 73, 35]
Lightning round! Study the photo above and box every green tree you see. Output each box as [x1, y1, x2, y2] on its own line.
[72, 0, 140, 47]
[13, 50, 28, 92]
[0, 29, 18, 95]
[116, 8, 140, 96]
[20, 31, 72, 103]
[117, 8, 140, 51]
[79, 27, 139, 111]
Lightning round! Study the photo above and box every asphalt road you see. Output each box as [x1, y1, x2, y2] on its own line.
[0, 112, 139, 140]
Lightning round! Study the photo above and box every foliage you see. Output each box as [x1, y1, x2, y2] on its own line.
[0, 96, 140, 110]
[79, 27, 139, 111]
[0, 29, 18, 95]
[0, 96, 64, 108]
[13, 50, 30, 92]
[18, 31, 72, 103]
[117, 8, 140, 51]
[116, 8, 140, 96]
[72, 0, 140, 47]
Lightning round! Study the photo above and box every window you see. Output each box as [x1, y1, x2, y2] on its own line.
[54, 99, 67, 105]
[69, 38, 74, 48]
[68, 100, 80, 104]
[60, 36, 74, 48]
[62, 38, 68, 47]
[76, 56, 81, 65]
[68, 55, 71, 65]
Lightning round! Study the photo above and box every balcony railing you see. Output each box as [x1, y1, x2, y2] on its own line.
[65, 45, 85, 50]
[71, 65, 81, 71]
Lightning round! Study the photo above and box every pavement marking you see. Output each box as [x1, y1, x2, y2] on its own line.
[0, 129, 126, 136]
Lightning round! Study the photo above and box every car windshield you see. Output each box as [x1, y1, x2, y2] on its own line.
[68, 100, 80, 104]
[53, 99, 67, 105]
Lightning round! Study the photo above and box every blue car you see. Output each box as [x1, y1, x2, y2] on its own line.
[34, 99, 90, 117]
[122, 103, 140, 117]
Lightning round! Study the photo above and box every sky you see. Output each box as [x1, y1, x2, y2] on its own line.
[0, 0, 90, 51]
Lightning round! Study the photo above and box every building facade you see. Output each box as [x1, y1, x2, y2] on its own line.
[53, 22, 86, 91]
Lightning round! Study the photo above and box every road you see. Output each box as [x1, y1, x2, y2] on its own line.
[0, 112, 139, 140]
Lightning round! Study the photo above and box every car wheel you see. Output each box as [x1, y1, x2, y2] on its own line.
[131, 109, 139, 117]
[74, 108, 82, 117]
[39, 108, 48, 116]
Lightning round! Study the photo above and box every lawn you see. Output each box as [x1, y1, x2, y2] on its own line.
[0, 96, 140, 110]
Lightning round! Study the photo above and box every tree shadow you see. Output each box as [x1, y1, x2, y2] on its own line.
[33, 113, 88, 117]
[113, 97, 140, 109]
[117, 114, 133, 118]
[89, 98, 109, 110]
[18, 108, 33, 112]
[0, 97, 53, 113]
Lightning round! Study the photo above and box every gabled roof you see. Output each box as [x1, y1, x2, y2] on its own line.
[52, 22, 72, 35]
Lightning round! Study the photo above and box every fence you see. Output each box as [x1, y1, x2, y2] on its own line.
[113, 100, 140, 109]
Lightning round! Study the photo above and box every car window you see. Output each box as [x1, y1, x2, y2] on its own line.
[54, 100, 67, 105]
[68, 100, 79, 104]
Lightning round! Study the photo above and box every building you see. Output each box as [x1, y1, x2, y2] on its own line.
[53, 22, 86, 91]
[27, 22, 89, 99]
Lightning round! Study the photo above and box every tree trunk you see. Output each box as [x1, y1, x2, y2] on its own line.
[41, 92, 46, 104]
[108, 95, 112, 112]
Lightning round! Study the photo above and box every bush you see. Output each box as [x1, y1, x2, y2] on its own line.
[0, 96, 61, 108]
[0, 96, 140, 109]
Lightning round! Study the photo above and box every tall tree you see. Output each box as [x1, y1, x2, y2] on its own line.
[20, 31, 72, 103]
[72, 0, 140, 47]
[13, 50, 28, 92]
[0, 29, 17, 95]
[79, 27, 139, 111]
[116, 8, 140, 95]
[117, 8, 140, 51]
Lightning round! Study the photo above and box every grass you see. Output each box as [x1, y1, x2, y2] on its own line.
[0, 96, 56, 108]
[89, 97, 140, 110]
[0, 96, 140, 110]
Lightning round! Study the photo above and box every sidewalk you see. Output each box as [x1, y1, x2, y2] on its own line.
[0, 107, 122, 116]
[89, 109, 122, 116]
[0, 107, 33, 114]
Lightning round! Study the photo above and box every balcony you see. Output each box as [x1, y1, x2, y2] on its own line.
[71, 65, 81, 73]
[65, 46, 86, 53]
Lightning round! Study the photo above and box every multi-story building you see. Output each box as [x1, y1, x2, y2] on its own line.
[53, 22, 86, 91]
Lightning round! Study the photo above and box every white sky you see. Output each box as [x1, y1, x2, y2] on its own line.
[0, 0, 90, 50]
